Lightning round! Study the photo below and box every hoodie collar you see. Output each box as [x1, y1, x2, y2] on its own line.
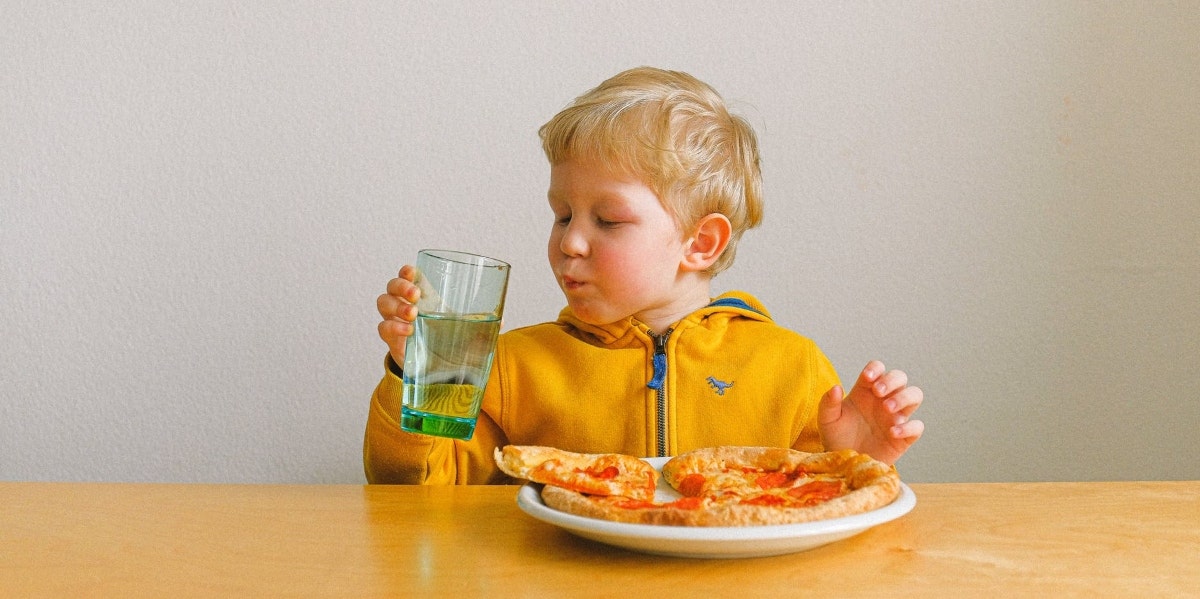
[554, 290, 773, 346]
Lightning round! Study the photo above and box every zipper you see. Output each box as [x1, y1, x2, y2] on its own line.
[646, 328, 673, 457]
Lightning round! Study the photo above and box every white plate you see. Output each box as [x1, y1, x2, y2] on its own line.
[515, 457, 916, 559]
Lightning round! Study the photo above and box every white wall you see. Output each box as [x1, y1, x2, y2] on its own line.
[3, 2, 1197, 483]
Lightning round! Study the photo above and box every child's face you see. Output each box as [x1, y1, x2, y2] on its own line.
[547, 158, 694, 329]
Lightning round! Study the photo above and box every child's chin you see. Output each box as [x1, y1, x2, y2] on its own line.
[566, 302, 619, 326]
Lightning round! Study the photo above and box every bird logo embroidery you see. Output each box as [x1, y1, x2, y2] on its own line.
[706, 376, 734, 396]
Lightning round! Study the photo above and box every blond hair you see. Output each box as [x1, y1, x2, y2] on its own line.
[539, 66, 763, 275]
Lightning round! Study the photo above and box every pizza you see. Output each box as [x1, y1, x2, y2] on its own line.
[497, 445, 901, 527]
[493, 445, 657, 502]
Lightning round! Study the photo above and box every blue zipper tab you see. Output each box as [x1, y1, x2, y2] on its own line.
[647, 329, 671, 390]
[647, 352, 667, 390]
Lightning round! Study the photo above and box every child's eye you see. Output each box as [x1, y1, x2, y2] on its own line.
[553, 214, 571, 226]
[596, 217, 620, 228]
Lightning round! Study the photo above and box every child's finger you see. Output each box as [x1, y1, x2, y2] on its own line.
[884, 386, 923, 417]
[385, 277, 420, 304]
[817, 384, 845, 426]
[871, 369, 908, 398]
[378, 318, 406, 344]
[851, 360, 886, 395]
[890, 418, 925, 442]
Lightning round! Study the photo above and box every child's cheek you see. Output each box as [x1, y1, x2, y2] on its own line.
[593, 249, 636, 282]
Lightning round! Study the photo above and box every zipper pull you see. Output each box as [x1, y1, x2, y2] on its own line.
[646, 328, 672, 390]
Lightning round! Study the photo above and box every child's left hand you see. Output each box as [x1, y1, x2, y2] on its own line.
[818, 361, 924, 465]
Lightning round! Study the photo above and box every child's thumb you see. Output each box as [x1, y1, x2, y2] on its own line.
[817, 384, 844, 426]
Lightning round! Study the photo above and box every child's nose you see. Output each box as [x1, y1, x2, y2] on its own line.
[559, 223, 588, 257]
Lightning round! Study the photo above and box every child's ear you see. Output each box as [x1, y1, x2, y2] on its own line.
[680, 213, 732, 272]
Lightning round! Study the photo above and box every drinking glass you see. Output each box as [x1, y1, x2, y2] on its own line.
[400, 249, 510, 440]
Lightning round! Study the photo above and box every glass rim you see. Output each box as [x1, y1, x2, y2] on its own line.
[418, 248, 510, 270]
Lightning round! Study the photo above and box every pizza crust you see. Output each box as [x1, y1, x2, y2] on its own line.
[539, 484, 696, 525]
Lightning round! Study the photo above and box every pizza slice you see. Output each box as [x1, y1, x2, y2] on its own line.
[493, 445, 657, 501]
[662, 446, 900, 524]
[665, 446, 859, 506]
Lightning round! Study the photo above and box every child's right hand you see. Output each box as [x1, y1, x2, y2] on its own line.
[376, 265, 421, 366]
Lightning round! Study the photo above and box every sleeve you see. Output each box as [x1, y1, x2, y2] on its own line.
[789, 341, 841, 454]
[362, 354, 511, 485]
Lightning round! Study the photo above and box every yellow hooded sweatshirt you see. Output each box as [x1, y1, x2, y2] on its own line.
[363, 291, 841, 484]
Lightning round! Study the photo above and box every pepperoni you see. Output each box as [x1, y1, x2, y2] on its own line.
[754, 471, 794, 489]
[678, 473, 706, 497]
[666, 497, 703, 510]
[787, 480, 843, 506]
[584, 465, 620, 480]
[740, 494, 787, 506]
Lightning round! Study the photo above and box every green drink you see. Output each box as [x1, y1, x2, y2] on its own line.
[401, 313, 500, 439]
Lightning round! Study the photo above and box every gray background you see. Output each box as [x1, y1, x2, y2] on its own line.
[3, 2, 1197, 483]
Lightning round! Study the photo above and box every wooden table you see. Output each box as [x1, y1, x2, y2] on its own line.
[2, 481, 1197, 597]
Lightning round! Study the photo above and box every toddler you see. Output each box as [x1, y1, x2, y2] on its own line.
[366, 66, 924, 484]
